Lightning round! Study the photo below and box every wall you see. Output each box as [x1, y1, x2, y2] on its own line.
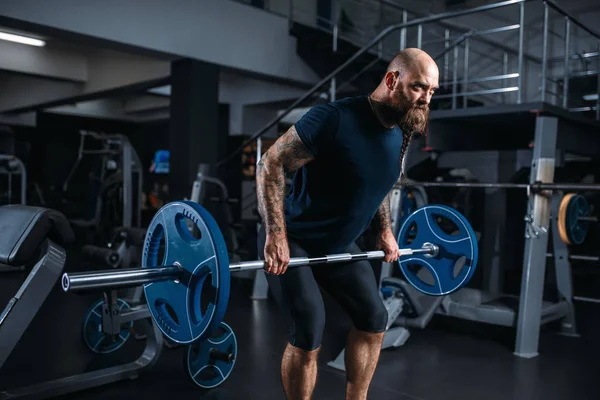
[0, 0, 319, 86]
[243, 104, 281, 139]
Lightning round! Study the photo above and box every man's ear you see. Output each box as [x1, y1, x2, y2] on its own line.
[385, 71, 399, 91]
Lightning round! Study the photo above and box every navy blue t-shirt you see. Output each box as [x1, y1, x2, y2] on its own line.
[284, 95, 404, 254]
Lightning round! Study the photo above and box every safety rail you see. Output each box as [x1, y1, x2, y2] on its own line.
[218, 0, 600, 166]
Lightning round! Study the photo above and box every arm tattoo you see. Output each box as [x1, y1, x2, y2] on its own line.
[373, 192, 393, 233]
[256, 127, 314, 235]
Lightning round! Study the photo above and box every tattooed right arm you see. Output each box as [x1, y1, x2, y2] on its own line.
[256, 126, 315, 235]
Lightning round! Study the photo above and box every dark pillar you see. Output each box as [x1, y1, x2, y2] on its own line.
[169, 58, 220, 201]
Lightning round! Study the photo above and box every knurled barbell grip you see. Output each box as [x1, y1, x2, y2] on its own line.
[228, 245, 437, 272]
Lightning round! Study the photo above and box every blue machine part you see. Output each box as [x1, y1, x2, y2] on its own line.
[151, 150, 170, 174]
[82, 298, 133, 354]
[142, 201, 230, 344]
[397, 205, 478, 296]
[185, 321, 237, 389]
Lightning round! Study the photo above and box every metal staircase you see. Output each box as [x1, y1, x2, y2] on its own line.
[227, 0, 600, 132]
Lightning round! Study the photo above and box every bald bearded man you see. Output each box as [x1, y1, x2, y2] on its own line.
[256, 48, 439, 400]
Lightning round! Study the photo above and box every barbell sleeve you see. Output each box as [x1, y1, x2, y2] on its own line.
[62, 245, 437, 292]
[61, 265, 181, 292]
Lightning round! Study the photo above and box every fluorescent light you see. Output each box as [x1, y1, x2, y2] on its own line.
[583, 94, 598, 101]
[0, 31, 45, 47]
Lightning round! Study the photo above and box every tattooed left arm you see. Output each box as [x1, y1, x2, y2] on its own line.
[373, 191, 393, 234]
[373, 191, 399, 262]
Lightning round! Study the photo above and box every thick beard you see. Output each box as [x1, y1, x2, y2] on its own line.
[371, 94, 430, 135]
[398, 106, 429, 136]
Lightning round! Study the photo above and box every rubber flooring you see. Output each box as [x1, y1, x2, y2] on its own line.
[1, 271, 598, 400]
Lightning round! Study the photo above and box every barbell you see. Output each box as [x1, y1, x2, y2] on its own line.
[61, 201, 479, 345]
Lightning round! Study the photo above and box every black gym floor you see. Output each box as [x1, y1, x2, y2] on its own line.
[1, 268, 598, 400]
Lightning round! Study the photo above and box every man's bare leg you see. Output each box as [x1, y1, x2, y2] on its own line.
[344, 327, 385, 400]
[281, 343, 320, 400]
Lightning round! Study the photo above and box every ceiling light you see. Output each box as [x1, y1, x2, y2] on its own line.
[0, 31, 45, 47]
[583, 94, 598, 101]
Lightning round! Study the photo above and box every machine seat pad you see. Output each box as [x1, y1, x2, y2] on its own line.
[0, 205, 75, 266]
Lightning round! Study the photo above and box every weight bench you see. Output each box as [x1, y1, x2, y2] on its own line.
[0, 205, 162, 400]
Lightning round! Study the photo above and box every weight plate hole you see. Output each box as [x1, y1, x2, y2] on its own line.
[405, 222, 418, 244]
[176, 213, 202, 243]
[454, 256, 466, 279]
[189, 268, 215, 325]
[158, 301, 180, 326]
[407, 264, 435, 286]
[433, 215, 459, 236]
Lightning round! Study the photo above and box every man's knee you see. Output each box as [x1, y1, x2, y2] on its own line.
[288, 297, 326, 351]
[355, 298, 388, 333]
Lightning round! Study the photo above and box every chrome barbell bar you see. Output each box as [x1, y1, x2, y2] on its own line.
[62, 244, 438, 292]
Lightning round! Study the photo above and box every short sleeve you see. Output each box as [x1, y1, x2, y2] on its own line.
[294, 104, 339, 156]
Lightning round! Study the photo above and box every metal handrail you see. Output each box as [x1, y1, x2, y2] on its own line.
[216, 0, 532, 166]
[544, 0, 600, 40]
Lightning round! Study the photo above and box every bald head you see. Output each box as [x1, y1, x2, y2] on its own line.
[386, 48, 437, 76]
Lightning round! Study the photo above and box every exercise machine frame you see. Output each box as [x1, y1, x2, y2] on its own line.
[0, 236, 161, 400]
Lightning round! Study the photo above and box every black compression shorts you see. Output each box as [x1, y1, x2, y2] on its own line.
[257, 226, 388, 351]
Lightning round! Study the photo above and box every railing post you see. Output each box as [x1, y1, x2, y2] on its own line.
[503, 52, 508, 103]
[400, 10, 407, 50]
[596, 42, 600, 120]
[453, 45, 459, 109]
[444, 29, 450, 83]
[463, 38, 469, 108]
[417, 24, 422, 49]
[330, 19, 338, 102]
[517, 1, 525, 104]
[541, 3, 549, 103]
[563, 17, 571, 109]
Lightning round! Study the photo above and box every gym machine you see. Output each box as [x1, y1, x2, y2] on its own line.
[188, 163, 244, 264]
[0, 206, 162, 399]
[64, 130, 143, 235]
[0, 155, 26, 206]
[80, 226, 148, 305]
[405, 117, 599, 357]
[0, 156, 27, 273]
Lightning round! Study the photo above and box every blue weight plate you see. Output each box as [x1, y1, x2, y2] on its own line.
[566, 194, 589, 245]
[397, 205, 478, 296]
[82, 298, 132, 354]
[185, 321, 237, 389]
[142, 201, 230, 344]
